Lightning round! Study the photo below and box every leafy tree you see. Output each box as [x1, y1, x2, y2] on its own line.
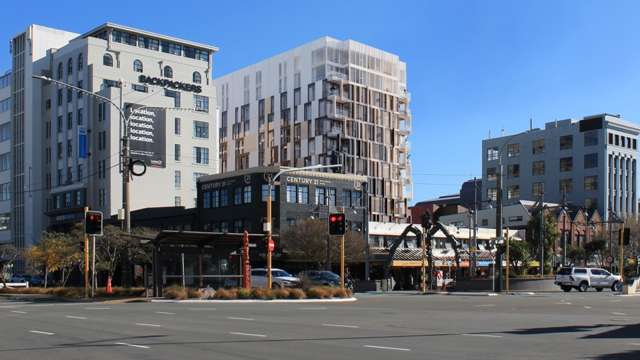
[95, 225, 128, 285]
[282, 219, 365, 268]
[25, 232, 79, 288]
[566, 246, 587, 266]
[525, 209, 559, 274]
[584, 238, 607, 267]
[506, 240, 531, 276]
[0, 244, 17, 288]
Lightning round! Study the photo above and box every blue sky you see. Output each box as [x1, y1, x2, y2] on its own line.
[2, 0, 639, 205]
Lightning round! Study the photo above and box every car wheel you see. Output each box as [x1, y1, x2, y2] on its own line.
[611, 282, 622, 292]
[595, 287, 603, 292]
[561, 286, 572, 292]
[578, 282, 588, 292]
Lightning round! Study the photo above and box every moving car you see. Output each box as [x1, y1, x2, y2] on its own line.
[299, 270, 340, 287]
[554, 267, 623, 292]
[251, 268, 301, 288]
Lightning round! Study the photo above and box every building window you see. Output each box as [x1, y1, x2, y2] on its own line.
[234, 187, 242, 205]
[560, 135, 573, 150]
[615, 134, 620, 146]
[132, 59, 144, 73]
[57, 62, 63, 79]
[0, 183, 9, 201]
[77, 53, 83, 70]
[0, 124, 9, 142]
[174, 196, 181, 207]
[203, 191, 211, 208]
[584, 176, 598, 191]
[174, 117, 181, 135]
[559, 178, 573, 194]
[165, 89, 181, 107]
[174, 144, 181, 161]
[261, 184, 276, 202]
[174, 170, 181, 188]
[584, 130, 598, 146]
[560, 157, 573, 172]
[132, 84, 148, 93]
[163, 65, 173, 78]
[298, 185, 309, 204]
[194, 121, 209, 138]
[103, 53, 113, 67]
[77, 108, 83, 125]
[507, 185, 520, 199]
[328, 188, 337, 206]
[243, 185, 252, 203]
[193, 71, 201, 84]
[0, 153, 8, 172]
[211, 189, 220, 208]
[609, 133, 614, 145]
[342, 190, 352, 207]
[66, 139, 73, 157]
[507, 143, 519, 157]
[66, 58, 73, 75]
[286, 185, 297, 203]
[308, 83, 315, 102]
[532, 160, 545, 176]
[487, 188, 497, 201]
[532, 182, 544, 197]
[507, 164, 520, 178]
[584, 153, 598, 169]
[532, 139, 544, 154]
[315, 187, 326, 205]
[486, 147, 499, 161]
[194, 95, 209, 112]
[193, 147, 209, 165]
[220, 189, 229, 207]
[634, 139, 638, 150]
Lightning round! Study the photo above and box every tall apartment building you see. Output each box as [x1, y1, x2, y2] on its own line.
[9, 23, 218, 261]
[482, 114, 639, 220]
[0, 71, 10, 244]
[215, 37, 412, 223]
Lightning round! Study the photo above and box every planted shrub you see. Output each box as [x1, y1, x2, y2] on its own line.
[251, 288, 275, 300]
[288, 288, 306, 299]
[187, 288, 203, 299]
[306, 286, 331, 299]
[164, 285, 188, 300]
[237, 288, 252, 299]
[273, 288, 290, 299]
[213, 288, 237, 300]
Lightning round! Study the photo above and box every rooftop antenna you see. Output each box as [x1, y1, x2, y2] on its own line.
[488, 129, 491, 139]
[501, 128, 505, 137]
[529, 118, 533, 131]
[555, 118, 558, 127]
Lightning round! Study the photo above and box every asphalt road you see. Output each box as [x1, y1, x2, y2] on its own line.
[0, 292, 638, 360]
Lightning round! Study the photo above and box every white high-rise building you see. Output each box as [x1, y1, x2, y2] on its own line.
[215, 37, 412, 223]
[0, 71, 10, 244]
[9, 23, 218, 263]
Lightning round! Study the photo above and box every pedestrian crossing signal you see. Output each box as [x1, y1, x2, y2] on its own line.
[329, 213, 346, 235]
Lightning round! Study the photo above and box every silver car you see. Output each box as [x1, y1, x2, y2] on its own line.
[250, 268, 301, 288]
[555, 267, 623, 292]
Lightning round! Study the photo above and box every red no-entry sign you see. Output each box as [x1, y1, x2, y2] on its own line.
[268, 239, 275, 252]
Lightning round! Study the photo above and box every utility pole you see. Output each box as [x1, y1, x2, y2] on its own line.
[362, 181, 370, 281]
[539, 194, 545, 277]
[266, 178, 273, 289]
[619, 220, 625, 280]
[83, 207, 89, 298]
[471, 177, 478, 278]
[495, 159, 503, 292]
[120, 81, 131, 235]
[505, 227, 510, 293]
[421, 230, 426, 293]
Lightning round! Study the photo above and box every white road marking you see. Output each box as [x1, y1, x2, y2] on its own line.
[11, 310, 27, 314]
[29, 330, 55, 336]
[474, 304, 496, 307]
[115, 342, 150, 349]
[155, 311, 176, 315]
[612, 312, 627, 316]
[229, 332, 266, 337]
[584, 306, 592, 309]
[364, 345, 411, 352]
[462, 333, 503, 338]
[629, 343, 640, 346]
[322, 323, 359, 329]
[135, 323, 162, 328]
[555, 302, 572, 305]
[299, 307, 327, 310]
[65, 315, 87, 320]
[85, 307, 111, 310]
[188, 307, 216, 311]
[227, 316, 255, 321]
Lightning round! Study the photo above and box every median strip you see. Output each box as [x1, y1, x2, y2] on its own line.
[364, 345, 411, 352]
[229, 332, 266, 337]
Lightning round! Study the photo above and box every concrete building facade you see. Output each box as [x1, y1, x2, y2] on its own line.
[215, 37, 412, 223]
[482, 114, 639, 221]
[9, 23, 218, 260]
[0, 71, 10, 244]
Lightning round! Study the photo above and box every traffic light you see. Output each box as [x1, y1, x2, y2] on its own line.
[623, 227, 630, 246]
[329, 213, 346, 235]
[85, 210, 103, 236]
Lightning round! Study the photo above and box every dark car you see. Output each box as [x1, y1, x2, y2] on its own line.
[299, 270, 340, 287]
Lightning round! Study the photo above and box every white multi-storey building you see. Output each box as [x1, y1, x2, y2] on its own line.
[9, 23, 218, 263]
[215, 37, 412, 223]
[482, 114, 639, 220]
[0, 71, 10, 244]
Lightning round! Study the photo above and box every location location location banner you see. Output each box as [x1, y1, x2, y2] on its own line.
[125, 103, 166, 168]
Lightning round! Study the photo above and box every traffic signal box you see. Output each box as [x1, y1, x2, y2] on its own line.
[329, 213, 346, 235]
[85, 210, 104, 236]
[621, 227, 630, 246]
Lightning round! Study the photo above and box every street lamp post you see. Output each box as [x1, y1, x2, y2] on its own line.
[264, 164, 342, 289]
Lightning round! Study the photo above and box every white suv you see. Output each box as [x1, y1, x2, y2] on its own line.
[555, 267, 623, 292]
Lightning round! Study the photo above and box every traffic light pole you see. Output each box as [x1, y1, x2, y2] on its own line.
[619, 220, 625, 281]
[83, 207, 89, 298]
[91, 235, 96, 298]
[340, 233, 345, 290]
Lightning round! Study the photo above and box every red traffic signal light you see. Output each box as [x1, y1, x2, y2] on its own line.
[85, 210, 103, 236]
[329, 213, 346, 235]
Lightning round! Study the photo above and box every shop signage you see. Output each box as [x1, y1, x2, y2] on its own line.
[138, 75, 202, 93]
[286, 176, 330, 186]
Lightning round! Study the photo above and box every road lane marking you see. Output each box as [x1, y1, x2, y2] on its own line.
[364, 345, 411, 352]
[474, 304, 496, 307]
[115, 342, 150, 349]
[155, 311, 176, 315]
[135, 323, 162, 327]
[29, 330, 54, 336]
[462, 334, 503, 338]
[188, 307, 216, 311]
[629, 343, 640, 346]
[584, 306, 592, 309]
[85, 307, 111, 310]
[227, 317, 254, 321]
[11, 310, 27, 314]
[322, 323, 359, 329]
[299, 307, 327, 310]
[555, 302, 572, 305]
[229, 332, 266, 337]
[612, 312, 627, 316]
[65, 315, 87, 320]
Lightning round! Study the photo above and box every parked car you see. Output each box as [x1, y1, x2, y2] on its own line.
[299, 270, 340, 287]
[251, 268, 301, 288]
[26, 275, 45, 286]
[554, 267, 623, 292]
[10, 275, 28, 283]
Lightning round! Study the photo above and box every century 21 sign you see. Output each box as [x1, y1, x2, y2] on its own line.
[138, 75, 202, 93]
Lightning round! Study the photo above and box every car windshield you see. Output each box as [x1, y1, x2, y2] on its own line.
[558, 267, 572, 275]
[321, 272, 340, 280]
[272, 270, 292, 277]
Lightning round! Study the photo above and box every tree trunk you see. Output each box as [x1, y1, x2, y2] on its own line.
[44, 266, 49, 288]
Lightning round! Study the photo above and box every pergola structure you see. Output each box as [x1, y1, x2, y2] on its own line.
[151, 230, 272, 297]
